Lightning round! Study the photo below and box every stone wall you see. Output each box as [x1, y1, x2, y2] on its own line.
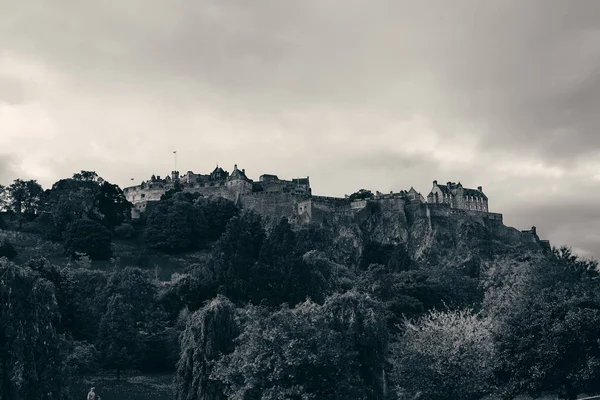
[238, 192, 305, 225]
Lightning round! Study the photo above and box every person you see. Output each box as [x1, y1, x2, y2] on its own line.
[87, 387, 97, 400]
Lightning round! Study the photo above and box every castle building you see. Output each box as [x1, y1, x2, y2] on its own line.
[124, 164, 312, 218]
[124, 166, 500, 225]
[427, 181, 488, 212]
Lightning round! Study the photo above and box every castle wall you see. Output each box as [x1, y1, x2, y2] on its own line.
[427, 203, 452, 217]
[238, 192, 304, 225]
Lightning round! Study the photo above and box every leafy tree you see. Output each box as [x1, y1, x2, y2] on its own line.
[323, 291, 389, 399]
[212, 300, 365, 400]
[39, 172, 131, 238]
[101, 267, 156, 323]
[0, 260, 70, 399]
[66, 268, 108, 341]
[176, 295, 239, 400]
[484, 252, 600, 399]
[0, 240, 17, 259]
[359, 242, 412, 271]
[114, 222, 135, 239]
[63, 341, 100, 381]
[97, 294, 139, 380]
[0, 184, 8, 211]
[195, 197, 239, 241]
[390, 309, 496, 400]
[348, 188, 374, 201]
[7, 179, 43, 220]
[213, 211, 265, 300]
[63, 219, 113, 260]
[72, 170, 100, 182]
[145, 198, 208, 253]
[96, 181, 131, 228]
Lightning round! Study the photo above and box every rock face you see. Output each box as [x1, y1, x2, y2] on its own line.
[318, 201, 548, 270]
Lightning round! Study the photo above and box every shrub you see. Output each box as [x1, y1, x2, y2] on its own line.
[114, 222, 135, 239]
[0, 240, 17, 259]
[63, 219, 112, 260]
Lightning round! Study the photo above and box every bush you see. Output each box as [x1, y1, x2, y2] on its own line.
[0, 240, 17, 259]
[114, 222, 135, 239]
[63, 219, 113, 260]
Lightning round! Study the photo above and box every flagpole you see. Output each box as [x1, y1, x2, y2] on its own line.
[173, 151, 177, 172]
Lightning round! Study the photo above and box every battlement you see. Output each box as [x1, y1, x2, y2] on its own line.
[125, 167, 504, 229]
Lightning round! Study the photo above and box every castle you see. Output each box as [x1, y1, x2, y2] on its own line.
[123, 165, 503, 224]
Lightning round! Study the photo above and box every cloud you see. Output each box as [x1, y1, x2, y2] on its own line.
[0, 0, 599, 257]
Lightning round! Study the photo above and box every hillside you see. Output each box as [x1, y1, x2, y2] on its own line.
[0, 174, 597, 400]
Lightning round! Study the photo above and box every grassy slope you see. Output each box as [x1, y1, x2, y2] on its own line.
[0, 228, 212, 280]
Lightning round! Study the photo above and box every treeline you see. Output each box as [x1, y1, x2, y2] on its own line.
[1, 173, 600, 399]
[0, 171, 131, 260]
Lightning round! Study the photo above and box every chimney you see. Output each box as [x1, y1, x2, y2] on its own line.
[433, 180, 438, 186]
[477, 186, 483, 192]
[234, 164, 238, 170]
[242, 168, 245, 174]
[531, 226, 537, 235]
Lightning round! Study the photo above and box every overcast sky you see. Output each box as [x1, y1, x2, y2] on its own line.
[1, 0, 599, 258]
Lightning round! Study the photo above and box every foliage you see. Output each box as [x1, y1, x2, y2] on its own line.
[176, 295, 239, 400]
[0, 239, 17, 259]
[114, 222, 135, 239]
[145, 196, 208, 253]
[7, 178, 44, 216]
[64, 340, 101, 377]
[39, 171, 132, 237]
[391, 309, 496, 400]
[213, 211, 265, 300]
[484, 250, 600, 398]
[360, 241, 412, 271]
[212, 300, 366, 400]
[63, 218, 113, 260]
[97, 294, 140, 379]
[322, 291, 389, 399]
[66, 268, 108, 341]
[0, 260, 70, 399]
[96, 181, 132, 228]
[348, 188, 374, 201]
[195, 197, 239, 241]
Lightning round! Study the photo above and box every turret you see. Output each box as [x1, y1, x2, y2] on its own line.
[477, 186, 483, 192]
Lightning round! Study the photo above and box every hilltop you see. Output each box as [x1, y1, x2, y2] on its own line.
[1, 169, 596, 400]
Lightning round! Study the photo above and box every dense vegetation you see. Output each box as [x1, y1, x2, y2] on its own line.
[0, 172, 599, 399]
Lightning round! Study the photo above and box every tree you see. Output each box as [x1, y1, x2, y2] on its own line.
[212, 300, 366, 399]
[39, 172, 131, 238]
[0, 260, 69, 399]
[484, 252, 600, 399]
[195, 197, 239, 241]
[0, 185, 8, 211]
[323, 291, 389, 399]
[348, 189, 374, 201]
[97, 294, 139, 380]
[63, 219, 113, 260]
[0, 240, 17, 259]
[7, 179, 43, 217]
[95, 181, 131, 228]
[213, 211, 265, 300]
[390, 309, 496, 400]
[176, 296, 239, 400]
[145, 198, 208, 253]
